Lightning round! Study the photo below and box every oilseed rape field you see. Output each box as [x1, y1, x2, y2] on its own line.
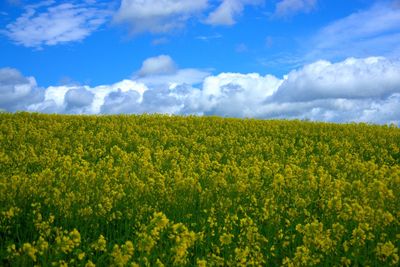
[1, 113, 399, 266]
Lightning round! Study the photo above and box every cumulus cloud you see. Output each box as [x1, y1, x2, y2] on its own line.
[257, 95, 400, 125]
[41, 80, 149, 114]
[140, 87, 185, 114]
[3, 1, 110, 48]
[137, 55, 177, 77]
[65, 88, 95, 108]
[274, 0, 317, 17]
[135, 55, 210, 88]
[101, 89, 141, 114]
[0, 67, 44, 111]
[2, 56, 400, 125]
[102, 72, 282, 116]
[271, 57, 400, 102]
[359, 94, 400, 124]
[205, 0, 263, 26]
[307, 2, 400, 60]
[114, 0, 208, 34]
[137, 68, 210, 88]
[185, 73, 282, 117]
[260, 57, 400, 124]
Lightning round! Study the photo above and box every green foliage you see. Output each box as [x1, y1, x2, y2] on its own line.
[0, 113, 399, 266]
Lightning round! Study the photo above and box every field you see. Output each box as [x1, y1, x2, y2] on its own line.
[1, 112, 399, 266]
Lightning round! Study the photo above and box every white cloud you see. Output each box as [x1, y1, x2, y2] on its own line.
[0, 68, 44, 111]
[307, 2, 400, 61]
[184, 72, 282, 117]
[358, 94, 400, 125]
[274, 0, 317, 17]
[261, 56, 400, 124]
[114, 0, 208, 34]
[135, 55, 210, 87]
[205, 0, 263, 26]
[137, 68, 211, 88]
[137, 55, 177, 77]
[93, 71, 282, 116]
[2, 56, 400, 125]
[65, 88, 95, 108]
[101, 89, 142, 114]
[3, 1, 110, 48]
[23, 55, 208, 115]
[27, 79, 149, 114]
[257, 95, 400, 125]
[271, 57, 400, 102]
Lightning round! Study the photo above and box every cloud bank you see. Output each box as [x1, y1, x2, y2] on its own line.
[2, 55, 400, 125]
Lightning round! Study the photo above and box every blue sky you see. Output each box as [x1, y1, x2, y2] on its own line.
[1, 0, 400, 124]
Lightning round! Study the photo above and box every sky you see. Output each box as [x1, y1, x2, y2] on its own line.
[1, 0, 400, 124]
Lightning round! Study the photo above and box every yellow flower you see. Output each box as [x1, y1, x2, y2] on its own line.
[78, 252, 85, 260]
[155, 259, 165, 267]
[69, 229, 81, 245]
[219, 233, 233, 245]
[376, 241, 399, 265]
[282, 257, 294, 267]
[22, 243, 37, 262]
[124, 240, 134, 256]
[92, 235, 107, 252]
[341, 257, 351, 266]
[59, 260, 68, 267]
[85, 260, 96, 267]
[7, 244, 19, 257]
[111, 244, 132, 267]
[197, 259, 207, 267]
[36, 236, 49, 255]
